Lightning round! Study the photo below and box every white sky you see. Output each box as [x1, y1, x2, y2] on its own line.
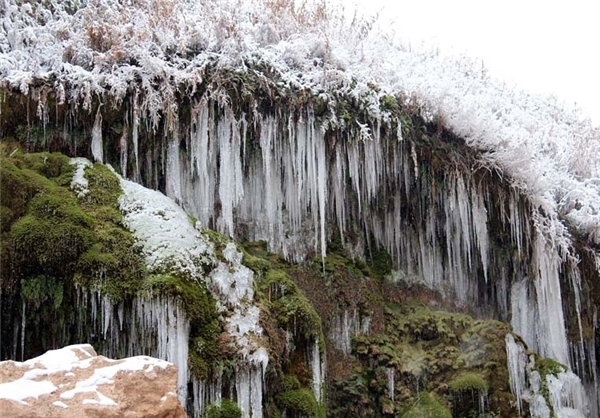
[353, 0, 600, 125]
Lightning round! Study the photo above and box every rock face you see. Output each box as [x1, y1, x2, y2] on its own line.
[0, 344, 186, 418]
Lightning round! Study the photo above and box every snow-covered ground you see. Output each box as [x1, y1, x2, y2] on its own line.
[1, 0, 598, 249]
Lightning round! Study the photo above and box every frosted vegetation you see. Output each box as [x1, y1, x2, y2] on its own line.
[1, 0, 599, 250]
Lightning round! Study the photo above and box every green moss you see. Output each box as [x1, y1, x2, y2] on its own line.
[21, 275, 64, 310]
[265, 269, 322, 340]
[202, 227, 231, 259]
[10, 215, 95, 277]
[448, 372, 489, 393]
[536, 357, 567, 380]
[366, 246, 393, 281]
[534, 355, 568, 417]
[329, 299, 517, 417]
[276, 388, 323, 418]
[205, 399, 242, 418]
[19, 152, 72, 180]
[81, 163, 122, 207]
[282, 374, 302, 391]
[400, 392, 451, 418]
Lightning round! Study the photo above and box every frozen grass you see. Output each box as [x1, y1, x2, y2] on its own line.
[1, 0, 598, 249]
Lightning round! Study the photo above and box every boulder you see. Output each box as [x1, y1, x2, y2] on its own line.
[0, 344, 186, 418]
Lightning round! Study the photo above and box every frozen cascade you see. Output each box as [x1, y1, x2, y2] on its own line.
[506, 334, 589, 417]
[79, 289, 191, 406]
[164, 100, 516, 317]
[511, 232, 569, 365]
[146, 101, 596, 403]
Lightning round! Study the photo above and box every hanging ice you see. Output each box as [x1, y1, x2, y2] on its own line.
[91, 108, 103, 163]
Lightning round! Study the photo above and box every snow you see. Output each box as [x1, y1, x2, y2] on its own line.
[0, 379, 57, 405]
[69, 158, 92, 198]
[0, 344, 168, 408]
[118, 176, 213, 279]
[23, 344, 94, 370]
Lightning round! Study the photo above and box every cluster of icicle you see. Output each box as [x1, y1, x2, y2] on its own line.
[155, 102, 595, 415]
[329, 309, 371, 356]
[69, 159, 270, 418]
[506, 334, 588, 418]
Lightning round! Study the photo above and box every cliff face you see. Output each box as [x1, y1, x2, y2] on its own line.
[1, 1, 599, 417]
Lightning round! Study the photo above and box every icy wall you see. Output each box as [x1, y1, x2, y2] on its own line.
[3, 88, 598, 415]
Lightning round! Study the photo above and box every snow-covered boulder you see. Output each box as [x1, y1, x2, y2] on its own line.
[0, 344, 185, 418]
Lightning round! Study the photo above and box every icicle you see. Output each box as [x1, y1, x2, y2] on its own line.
[531, 231, 570, 365]
[120, 119, 128, 178]
[329, 309, 369, 355]
[192, 377, 221, 418]
[91, 107, 103, 163]
[505, 334, 529, 415]
[132, 92, 141, 182]
[471, 188, 489, 283]
[235, 359, 266, 418]
[20, 300, 25, 361]
[547, 372, 588, 416]
[309, 339, 324, 404]
[387, 368, 395, 402]
[217, 111, 245, 237]
[165, 120, 182, 204]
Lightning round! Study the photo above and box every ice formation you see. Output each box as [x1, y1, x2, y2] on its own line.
[506, 334, 589, 418]
[309, 338, 325, 404]
[329, 309, 371, 355]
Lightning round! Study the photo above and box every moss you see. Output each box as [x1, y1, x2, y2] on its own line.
[329, 298, 517, 417]
[400, 392, 452, 418]
[448, 372, 489, 393]
[80, 163, 122, 207]
[19, 152, 72, 180]
[202, 227, 231, 260]
[283, 374, 302, 391]
[534, 355, 568, 417]
[10, 214, 95, 277]
[21, 275, 64, 310]
[264, 269, 322, 340]
[536, 356, 567, 380]
[205, 399, 242, 418]
[276, 388, 323, 418]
